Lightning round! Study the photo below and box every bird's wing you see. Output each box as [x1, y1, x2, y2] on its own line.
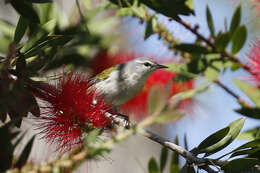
[90, 65, 118, 85]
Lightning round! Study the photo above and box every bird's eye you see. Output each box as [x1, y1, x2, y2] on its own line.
[144, 62, 152, 67]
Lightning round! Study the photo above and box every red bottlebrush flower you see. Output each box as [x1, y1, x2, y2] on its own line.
[246, 38, 260, 85]
[32, 72, 111, 152]
[92, 50, 194, 120]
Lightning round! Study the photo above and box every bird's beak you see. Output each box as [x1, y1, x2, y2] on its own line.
[156, 64, 168, 69]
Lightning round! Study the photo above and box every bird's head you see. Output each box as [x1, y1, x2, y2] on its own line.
[125, 57, 168, 78]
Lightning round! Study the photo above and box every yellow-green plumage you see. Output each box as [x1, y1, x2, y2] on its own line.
[95, 66, 118, 80]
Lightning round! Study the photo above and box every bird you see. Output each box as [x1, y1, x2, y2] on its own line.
[91, 57, 168, 127]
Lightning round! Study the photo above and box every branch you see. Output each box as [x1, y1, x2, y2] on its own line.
[214, 80, 252, 107]
[171, 18, 240, 64]
[168, 17, 253, 107]
[141, 129, 225, 173]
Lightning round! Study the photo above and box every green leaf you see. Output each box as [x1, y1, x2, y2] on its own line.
[0, 19, 15, 37]
[172, 74, 193, 82]
[170, 137, 180, 173]
[139, 0, 194, 19]
[179, 165, 196, 173]
[148, 84, 170, 115]
[155, 111, 185, 124]
[23, 35, 72, 58]
[166, 63, 197, 79]
[85, 129, 102, 145]
[14, 135, 35, 169]
[116, 8, 135, 16]
[230, 5, 241, 36]
[238, 127, 260, 140]
[174, 44, 209, 54]
[89, 147, 110, 157]
[20, 27, 48, 55]
[42, 19, 56, 32]
[160, 147, 168, 172]
[195, 118, 245, 156]
[222, 158, 259, 173]
[195, 127, 229, 153]
[170, 85, 208, 106]
[14, 16, 28, 44]
[205, 66, 219, 81]
[230, 148, 260, 158]
[148, 87, 161, 115]
[24, 0, 52, 3]
[184, 134, 188, 150]
[235, 139, 260, 151]
[231, 25, 247, 55]
[215, 32, 230, 52]
[235, 107, 260, 119]
[206, 5, 215, 37]
[144, 16, 157, 40]
[185, 0, 194, 10]
[10, 0, 40, 23]
[148, 157, 159, 173]
[233, 80, 260, 107]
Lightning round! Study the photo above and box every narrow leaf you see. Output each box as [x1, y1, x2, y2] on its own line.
[238, 127, 260, 140]
[205, 66, 219, 82]
[85, 129, 102, 145]
[15, 135, 35, 169]
[184, 134, 188, 150]
[232, 138, 260, 153]
[230, 5, 241, 36]
[174, 44, 209, 54]
[196, 127, 229, 152]
[235, 107, 260, 119]
[222, 158, 259, 173]
[230, 148, 260, 158]
[179, 165, 196, 173]
[10, 0, 40, 23]
[231, 25, 247, 55]
[148, 157, 159, 173]
[23, 35, 72, 58]
[215, 32, 230, 52]
[144, 17, 156, 40]
[160, 147, 168, 172]
[233, 80, 260, 107]
[170, 136, 180, 173]
[14, 16, 28, 44]
[206, 5, 215, 37]
[23, 0, 52, 3]
[195, 118, 245, 156]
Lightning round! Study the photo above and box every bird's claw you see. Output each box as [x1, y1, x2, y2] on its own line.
[105, 112, 131, 129]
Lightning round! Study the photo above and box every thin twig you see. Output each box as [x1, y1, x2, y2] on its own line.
[214, 80, 252, 107]
[141, 129, 225, 173]
[169, 17, 253, 107]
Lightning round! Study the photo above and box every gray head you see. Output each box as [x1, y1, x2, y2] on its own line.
[124, 57, 168, 78]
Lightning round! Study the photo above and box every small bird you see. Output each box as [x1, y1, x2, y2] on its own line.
[91, 57, 167, 127]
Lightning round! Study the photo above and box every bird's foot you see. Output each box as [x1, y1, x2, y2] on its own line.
[105, 112, 130, 129]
